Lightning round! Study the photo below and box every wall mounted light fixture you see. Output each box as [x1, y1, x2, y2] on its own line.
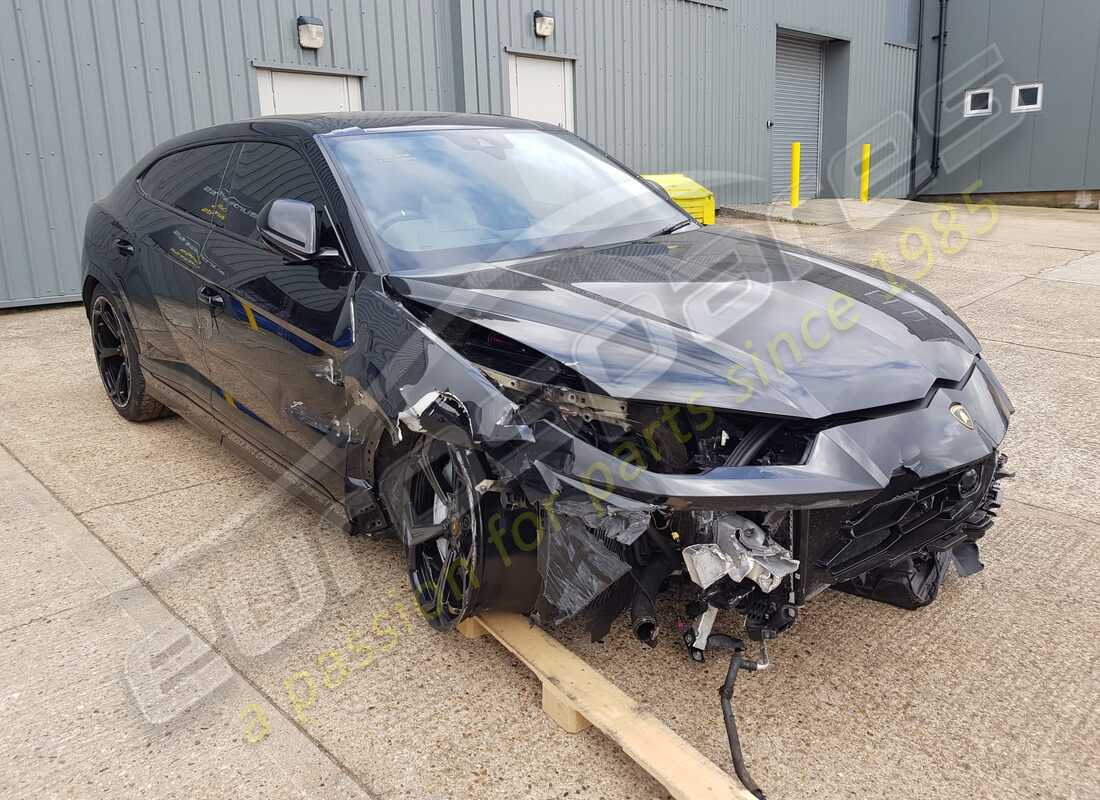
[297, 15, 324, 49]
[533, 10, 555, 38]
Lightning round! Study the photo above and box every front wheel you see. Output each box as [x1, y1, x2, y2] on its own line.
[89, 286, 170, 422]
[381, 437, 485, 630]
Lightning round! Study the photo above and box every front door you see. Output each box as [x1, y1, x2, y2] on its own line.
[197, 141, 356, 499]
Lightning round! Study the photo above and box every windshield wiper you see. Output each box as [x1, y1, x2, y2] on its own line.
[651, 219, 694, 237]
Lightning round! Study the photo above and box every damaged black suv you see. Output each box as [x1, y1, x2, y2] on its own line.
[82, 112, 1012, 656]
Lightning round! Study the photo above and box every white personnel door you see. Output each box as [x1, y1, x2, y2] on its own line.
[507, 54, 575, 131]
[255, 68, 363, 116]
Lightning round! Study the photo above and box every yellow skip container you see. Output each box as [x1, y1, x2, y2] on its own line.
[641, 173, 716, 225]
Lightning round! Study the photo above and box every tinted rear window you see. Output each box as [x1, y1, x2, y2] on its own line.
[222, 142, 326, 240]
[140, 144, 235, 223]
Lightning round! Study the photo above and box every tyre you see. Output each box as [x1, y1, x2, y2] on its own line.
[836, 550, 952, 610]
[379, 436, 486, 630]
[89, 285, 170, 422]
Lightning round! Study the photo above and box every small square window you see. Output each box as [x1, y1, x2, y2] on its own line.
[964, 89, 993, 117]
[1011, 83, 1043, 113]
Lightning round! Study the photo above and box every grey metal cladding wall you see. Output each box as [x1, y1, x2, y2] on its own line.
[915, 0, 1100, 195]
[460, 0, 776, 205]
[459, 0, 761, 204]
[772, 0, 916, 200]
[1, 0, 917, 307]
[0, 0, 456, 307]
[1029, 0, 1100, 190]
[460, 0, 915, 205]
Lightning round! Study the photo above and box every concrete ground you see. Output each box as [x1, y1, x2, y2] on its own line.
[1, 198, 1098, 800]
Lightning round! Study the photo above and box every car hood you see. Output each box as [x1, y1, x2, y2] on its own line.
[385, 227, 981, 419]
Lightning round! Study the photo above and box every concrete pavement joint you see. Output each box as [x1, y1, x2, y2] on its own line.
[0, 602, 91, 636]
[955, 276, 1031, 309]
[916, 234, 1094, 255]
[0, 439, 380, 799]
[959, 236, 1095, 255]
[74, 472, 255, 516]
[1007, 498, 1100, 529]
[977, 336, 1099, 360]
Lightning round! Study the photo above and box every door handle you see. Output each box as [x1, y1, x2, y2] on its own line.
[309, 358, 344, 386]
[288, 402, 354, 445]
[114, 237, 135, 257]
[197, 286, 224, 307]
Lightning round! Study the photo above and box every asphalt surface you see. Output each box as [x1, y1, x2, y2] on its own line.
[1, 199, 1098, 799]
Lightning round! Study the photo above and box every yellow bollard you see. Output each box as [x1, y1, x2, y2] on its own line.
[790, 141, 801, 208]
[860, 143, 871, 203]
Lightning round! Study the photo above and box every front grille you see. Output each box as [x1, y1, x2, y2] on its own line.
[793, 455, 999, 602]
[817, 455, 997, 583]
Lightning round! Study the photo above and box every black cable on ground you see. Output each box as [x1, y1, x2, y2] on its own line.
[719, 651, 767, 800]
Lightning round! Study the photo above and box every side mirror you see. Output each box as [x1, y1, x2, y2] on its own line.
[258, 198, 339, 262]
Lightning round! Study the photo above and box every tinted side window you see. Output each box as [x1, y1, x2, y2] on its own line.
[223, 142, 328, 240]
[140, 144, 235, 222]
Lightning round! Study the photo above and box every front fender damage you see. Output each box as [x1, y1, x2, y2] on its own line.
[382, 367, 674, 634]
[345, 281, 1009, 650]
[390, 381, 668, 631]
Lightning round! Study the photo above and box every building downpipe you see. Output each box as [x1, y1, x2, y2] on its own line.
[909, 0, 949, 198]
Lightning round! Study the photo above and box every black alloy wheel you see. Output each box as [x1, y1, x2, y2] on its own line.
[88, 286, 168, 422]
[404, 438, 483, 630]
[91, 295, 132, 410]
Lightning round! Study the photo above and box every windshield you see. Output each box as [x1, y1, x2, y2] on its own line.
[322, 127, 687, 272]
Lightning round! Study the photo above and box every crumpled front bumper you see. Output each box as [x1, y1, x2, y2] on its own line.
[512, 359, 1010, 510]
[485, 359, 1012, 626]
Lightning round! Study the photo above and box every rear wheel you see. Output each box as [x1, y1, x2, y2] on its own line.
[89, 286, 169, 422]
[382, 437, 485, 630]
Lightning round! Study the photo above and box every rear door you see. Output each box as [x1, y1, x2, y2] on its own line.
[197, 141, 356, 498]
[130, 143, 237, 403]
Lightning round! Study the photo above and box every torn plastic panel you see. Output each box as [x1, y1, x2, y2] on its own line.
[532, 507, 633, 626]
[836, 551, 953, 609]
[549, 498, 653, 546]
[397, 390, 479, 449]
[344, 280, 533, 451]
[519, 461, 662, 628]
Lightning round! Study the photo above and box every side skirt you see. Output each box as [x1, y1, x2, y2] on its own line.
[144, 372, 346, 527]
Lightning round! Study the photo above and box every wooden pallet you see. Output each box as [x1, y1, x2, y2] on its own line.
[458, 611, 755, 800]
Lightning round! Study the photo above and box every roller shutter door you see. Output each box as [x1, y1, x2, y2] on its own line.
[771, 35, 823, 201]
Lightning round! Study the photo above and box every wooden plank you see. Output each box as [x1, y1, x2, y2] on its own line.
[541, 681, 590, 733]
[456, 617, 487, 640]
[461, 611, 755, 800]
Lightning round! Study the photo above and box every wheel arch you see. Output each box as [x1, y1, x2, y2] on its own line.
[81, 274, 100, 320]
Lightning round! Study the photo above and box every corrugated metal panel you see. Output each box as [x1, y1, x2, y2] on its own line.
[0, 0, 919, 307]
[460, 0, 916, 206]
[877, 43, 918, 198]
[460, 0, 774, 207]
[913, 0, 1100, 195]
[771, 35, 824, 200]
[772, 0, 918, 200]
[0, 0, 457, 307]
